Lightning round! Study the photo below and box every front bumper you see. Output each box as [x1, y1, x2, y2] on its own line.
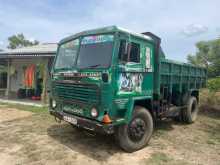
[49, 110, 114, 134]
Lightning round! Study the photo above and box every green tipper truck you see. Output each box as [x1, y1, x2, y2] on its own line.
[49, 26, 206, 152]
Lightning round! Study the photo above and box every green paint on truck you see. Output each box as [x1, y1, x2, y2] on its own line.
[49, 26, 206, 152]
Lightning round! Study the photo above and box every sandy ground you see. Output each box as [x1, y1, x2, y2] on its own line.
[0, 107, 33, 122]
[0, 105, 219, 165]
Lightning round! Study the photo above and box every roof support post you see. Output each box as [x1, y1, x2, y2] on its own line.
[5, 59, 11, 98]
[41, 59, 49, 104]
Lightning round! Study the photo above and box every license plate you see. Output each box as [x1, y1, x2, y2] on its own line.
[63, 115, 77, 125]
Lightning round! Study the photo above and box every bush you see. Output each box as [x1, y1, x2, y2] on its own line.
[207, 77, 220, 92]
[200, 89, 220, 107]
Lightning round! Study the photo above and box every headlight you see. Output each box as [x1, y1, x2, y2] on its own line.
[91, 107, 98, 117]
[52, 100, 57, 108]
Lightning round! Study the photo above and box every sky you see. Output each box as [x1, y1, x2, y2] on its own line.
[0, 0, 219, 61]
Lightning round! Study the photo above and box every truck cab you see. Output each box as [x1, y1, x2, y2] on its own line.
[49, 26, 206, 152]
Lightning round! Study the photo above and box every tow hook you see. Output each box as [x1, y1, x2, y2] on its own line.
[55, 116, 61, 123]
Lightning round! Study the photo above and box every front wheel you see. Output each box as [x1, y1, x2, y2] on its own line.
[115, 106, 153, 152]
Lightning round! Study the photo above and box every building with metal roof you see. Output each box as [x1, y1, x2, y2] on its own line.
[0, 43, 57, 58]
[0, 43, 57, 103]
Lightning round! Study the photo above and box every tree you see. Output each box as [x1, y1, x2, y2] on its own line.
[7, 33, 39, 49]
[187, 39, 220, 78]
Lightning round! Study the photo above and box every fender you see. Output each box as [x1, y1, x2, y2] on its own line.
[125, 96, 152, 123]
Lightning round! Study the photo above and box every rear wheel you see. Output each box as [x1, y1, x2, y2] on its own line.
[115, 106, 153, 152]
[181, 96, 199, 123]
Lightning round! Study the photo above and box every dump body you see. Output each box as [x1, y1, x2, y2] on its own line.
[49, 26, 206, 135]
[160, 59, 206, 104]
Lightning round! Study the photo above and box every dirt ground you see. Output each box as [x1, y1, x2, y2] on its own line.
[0, 104, 219, 165]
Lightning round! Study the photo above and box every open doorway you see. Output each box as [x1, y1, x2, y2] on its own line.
[0, 60, 8, 97]
[17, 64, 43, 101]
[0, 72, 7, 89]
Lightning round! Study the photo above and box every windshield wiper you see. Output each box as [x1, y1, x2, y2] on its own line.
[79, 64, 109, 69]
[55, 67, 69, 70]
[86, 64, 102, 68]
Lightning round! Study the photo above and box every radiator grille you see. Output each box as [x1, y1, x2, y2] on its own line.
[53, 81, 100, 104]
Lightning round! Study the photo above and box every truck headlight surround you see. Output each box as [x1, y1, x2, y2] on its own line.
[51, 99, 57, 109]
[91, 107, 98, 117]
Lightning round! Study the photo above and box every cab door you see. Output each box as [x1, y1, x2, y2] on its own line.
[116, 35, 154, 97]
[116, 36, 144, 96]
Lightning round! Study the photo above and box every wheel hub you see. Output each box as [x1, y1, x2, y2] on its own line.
[128, 118, 146, 142]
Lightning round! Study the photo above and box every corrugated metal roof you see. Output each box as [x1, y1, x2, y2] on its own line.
[0, 43, 57, 58]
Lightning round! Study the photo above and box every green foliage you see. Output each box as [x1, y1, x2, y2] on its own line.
[187, 39, 220, 78]
[7, 33, 39, 49]
[207, 77, 220, 92]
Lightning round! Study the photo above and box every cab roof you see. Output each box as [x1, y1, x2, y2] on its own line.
[59, 25, 154, 44]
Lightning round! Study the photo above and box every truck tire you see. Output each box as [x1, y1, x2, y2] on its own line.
[182, 96, 199, 123]
[115, 106, 153, 152]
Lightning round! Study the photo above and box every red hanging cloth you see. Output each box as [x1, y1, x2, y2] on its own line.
[24, 64, 35, 88]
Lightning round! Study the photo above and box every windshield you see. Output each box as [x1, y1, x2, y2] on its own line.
[54, 34, 114, 70]
[76, 35, 114, 68]
[54, 39, 79, 69]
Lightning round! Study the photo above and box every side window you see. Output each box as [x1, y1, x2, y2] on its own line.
[129, 42, 140, 63]
[118, 40, 140, 63]
[118, 40, 127, 62]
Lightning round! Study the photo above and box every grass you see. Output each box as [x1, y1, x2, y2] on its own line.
[0, 102, 52, 124]
[0, 90, 219, 164]
[146, 152, 171, 164]
[205, 125, 220, 145]
[199, 89, 220, 107]
[145, 152, 190, 165]
[0, 102, 48, 114]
